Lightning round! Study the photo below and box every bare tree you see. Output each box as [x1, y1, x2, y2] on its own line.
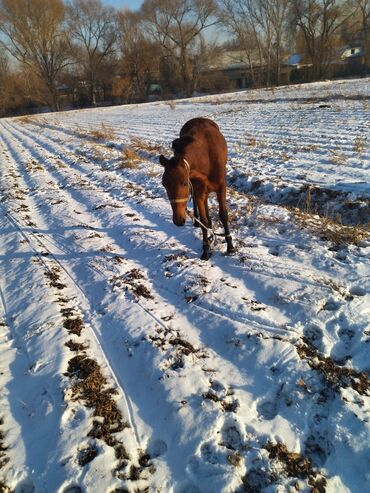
[116, 10, 160, 102]
[220, 0, 292, 86]
[220, 0, 263, 87]
[0, 0, 70, 111]
[293, 0, 353, 79]
[261, 0, 292, 85]
[66, 0, 117, 105]
[141, 0, 219, 96]
[349, 0, 370, 74]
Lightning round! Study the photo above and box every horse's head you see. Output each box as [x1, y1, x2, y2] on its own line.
[159, 154, 190, 227]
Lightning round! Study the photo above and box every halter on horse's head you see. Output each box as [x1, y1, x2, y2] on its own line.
[159, 154, 191, 226]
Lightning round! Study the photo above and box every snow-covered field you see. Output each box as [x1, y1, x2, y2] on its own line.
[0, 78, 369, 493]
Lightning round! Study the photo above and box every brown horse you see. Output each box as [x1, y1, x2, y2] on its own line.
[159, 117, 235, 260]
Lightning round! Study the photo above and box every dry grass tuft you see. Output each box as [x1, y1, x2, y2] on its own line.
[78, 445, 98, 466]
[329, 149, 347, 165]
[297, 339, 370, 395]
[264, 441, 327, 491]
[88, 123, 116, 142]
[293, 185, 369, 245]
[66, 355, 129, 443]
[130, 136, 166, 155]
[166, 100, 176, 110]
[44, 268, 66, 290]
[0, 417, 9, 471]
[0, 481, 11, 493]
[74, 125, 88, 139]
[119, 147, 141, 169]
[295, 208, 368, 246]
[353, 135, 365, 153]
[246, 136, 257, 146]
[17, 115, 40, 125]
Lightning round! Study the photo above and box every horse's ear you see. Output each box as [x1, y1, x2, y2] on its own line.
[172, 136, 193, 154]
[171, 138, 182, 153]
[159, 154, 169, 166]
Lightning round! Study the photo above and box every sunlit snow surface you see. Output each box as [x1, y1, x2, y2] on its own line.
[0, 78, 369, 493]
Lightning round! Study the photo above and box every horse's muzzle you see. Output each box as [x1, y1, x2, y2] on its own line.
[173, 217, 186, 227]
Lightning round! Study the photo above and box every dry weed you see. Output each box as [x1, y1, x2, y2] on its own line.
[166, 100, 176, 110]
[264, 441, 327, 491]
[353, 135, 365, 153]
[74, 125, 88, 139]
[130, 136, 166, 155]
[0, 416, 9, 471]
[329, 149, 347, 165]
[88, 123, 116, 142]
[295, 208, 368, 246]
[297, 340, 370, 395]
[119, 147, 141, 169]
[300, 143, 319, 152]
[16, 115, 40, 125]
[246, 136, 257, 146]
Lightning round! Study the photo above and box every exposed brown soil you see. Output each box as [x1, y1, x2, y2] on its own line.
[78, 445, 98, 466]
[65, 355, 133, 471]
[122, 269, 154, 300]
[168, 337, 198, 356]
[0, 481, 11, 493]
[63, 317, 84, 337]
[264, 442, 327, 493]
[202, 390, 239, 413]
[0, 417, 9, 471]
[44, 268, 66, 290]
[65, 339, 88, 352]
[297, 339, 370, 395]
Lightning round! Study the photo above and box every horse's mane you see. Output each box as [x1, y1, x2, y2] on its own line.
[171, 136, 194, 155]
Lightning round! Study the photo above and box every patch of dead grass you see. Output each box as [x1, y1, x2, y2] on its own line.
[246, 136, 257, 147]
[16, 115, 40, 125]
[63, 317, 85, 336]
[66, 354, 129, 442]
[130, 136, 166, 156]
[44, 268, 66, 290]
[297, 339, 370, 395]
[294, 208, 369, 246]
[264, 442, 327, 492]
[119, 147, 141, 169]
[353, 135, 365, 153]
[165, 100, 176, 110]
[0, 417, 9, 471]
[329, 149, 347, 165]
[88, 123, 116, 142]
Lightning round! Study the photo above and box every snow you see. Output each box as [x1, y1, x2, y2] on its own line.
[0, 78, 369, 493]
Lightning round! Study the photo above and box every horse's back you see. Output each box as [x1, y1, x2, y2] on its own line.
[180, 117, 226, 163]
[180, 117, 219, 136]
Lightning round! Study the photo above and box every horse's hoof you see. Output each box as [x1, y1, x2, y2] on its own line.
[226, 246, 237, 255]
[201, 251, 211, 261]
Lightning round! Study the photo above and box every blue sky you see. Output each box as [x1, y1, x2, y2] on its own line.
[102, 0, 144, 11]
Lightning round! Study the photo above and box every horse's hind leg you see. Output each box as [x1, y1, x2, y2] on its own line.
[217, 189, 235, 254]
[205, 200, 212, 228]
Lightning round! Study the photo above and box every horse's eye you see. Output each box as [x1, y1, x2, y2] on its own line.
[183, 182, 187, 187]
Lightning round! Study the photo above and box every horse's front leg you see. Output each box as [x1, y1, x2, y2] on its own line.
[217, 189, 235, 255]
[195, 193, 212, 260]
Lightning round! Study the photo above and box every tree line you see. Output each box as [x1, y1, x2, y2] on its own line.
[0, 0, 368, 116]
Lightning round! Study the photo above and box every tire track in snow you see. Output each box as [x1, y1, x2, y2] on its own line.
[1, 117, 244, 486]
[3, 120, 304, 348]
[1, 110, 368, 488]
[0, 126, 169, 490]
[1, 119, 317, 492]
